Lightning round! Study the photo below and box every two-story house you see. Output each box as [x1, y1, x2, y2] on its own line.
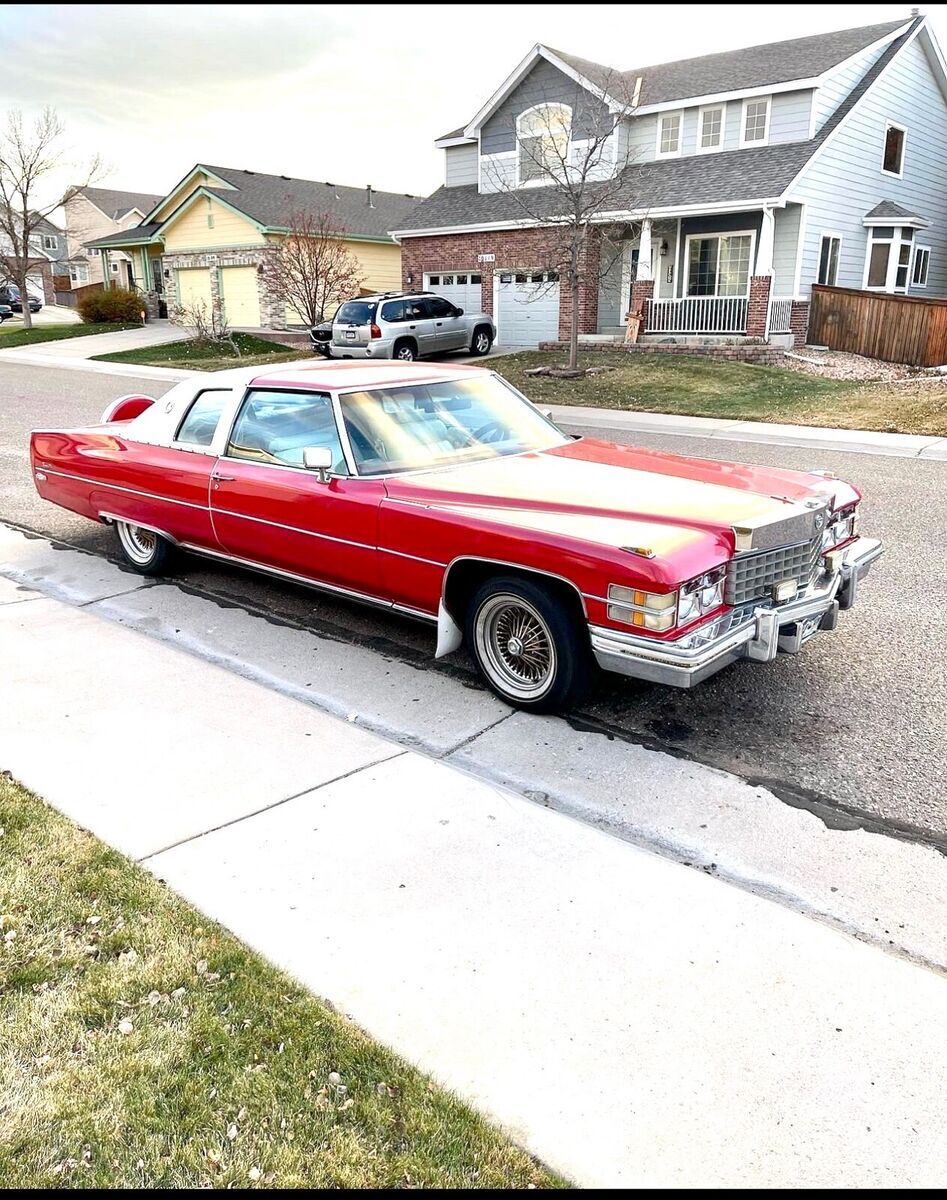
[391, 14, 947, 348]
[63, 186, 164, 289]
[0, 214, 68, 303]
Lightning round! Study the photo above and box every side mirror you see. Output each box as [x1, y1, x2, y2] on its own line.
[454, 307, 464, 317]
[303, 445, 333, 483]
[540, 408, 554, 421]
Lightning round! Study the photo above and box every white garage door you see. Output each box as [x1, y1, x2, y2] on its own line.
[424, 272, 482, 314]
[220, 266, 261, 327]
[496, 272, 560, 346]
[26, 273, 46, 302]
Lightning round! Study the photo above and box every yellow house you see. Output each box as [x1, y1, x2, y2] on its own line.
[85, 164, 421, 328]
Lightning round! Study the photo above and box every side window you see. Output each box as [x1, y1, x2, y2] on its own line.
[227, 389, 347, 473]
[175, 389, 231, 448]
[380, 300, 405, 322]
[429, 297, 455, 318]
[404, 299, 429, 320]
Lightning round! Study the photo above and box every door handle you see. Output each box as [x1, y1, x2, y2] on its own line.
[436, 322, 443, 326]
[409, 324, 416, 329]
[212, 473, 236, 484]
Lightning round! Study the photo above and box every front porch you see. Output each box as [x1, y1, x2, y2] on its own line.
[594, 205, 806, 344]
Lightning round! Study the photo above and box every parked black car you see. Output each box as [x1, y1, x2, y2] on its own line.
[309, 319, 333, 357]
[0, 283, 42, 313]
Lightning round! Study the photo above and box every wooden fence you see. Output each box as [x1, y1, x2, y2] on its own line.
[808, 284, 947, 367]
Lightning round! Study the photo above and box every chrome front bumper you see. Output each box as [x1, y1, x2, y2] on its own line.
[589, 536, 883, 688]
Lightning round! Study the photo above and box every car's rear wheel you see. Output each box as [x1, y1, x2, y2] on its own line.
[465, 575, 592, 712]
[114, 520, 176, 576]
[470, 326, 493, 356]
[393, 339, 417, 362]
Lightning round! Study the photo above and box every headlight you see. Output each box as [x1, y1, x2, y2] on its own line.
[607, 566, 726, 633]
[822, 504, 858, 551]
[607, 584, 677, 632]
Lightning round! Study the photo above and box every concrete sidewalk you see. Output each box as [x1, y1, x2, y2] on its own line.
[549, 403, 947, 459]
[0, 321, 197, 381]
[3, 573, 947, 1185]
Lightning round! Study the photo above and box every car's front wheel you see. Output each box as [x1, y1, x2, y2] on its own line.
[465, 575, 592, 712]
[114, 520, 176, 576]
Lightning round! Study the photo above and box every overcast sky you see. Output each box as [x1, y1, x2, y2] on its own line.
[1, 3, 942, 214]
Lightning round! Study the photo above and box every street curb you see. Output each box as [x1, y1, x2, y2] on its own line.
[548, 404, 947, 460]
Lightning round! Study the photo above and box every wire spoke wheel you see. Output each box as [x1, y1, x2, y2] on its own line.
[475, 592, 557, 701]
[116, 521, 158, 566]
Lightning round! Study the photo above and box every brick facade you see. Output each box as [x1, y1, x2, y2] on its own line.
[538, 340, 789, 365]
[400, 228, 602, 341]
[629, 279, 654, 332]
[746, 275, 772, 339]
[789, 299, 810, 346]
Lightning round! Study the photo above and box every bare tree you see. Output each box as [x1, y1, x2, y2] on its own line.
[269, 209, 365, 327]
[482, 71, 643, 369]
[0, 108, 101, 329]
[170, 298, 241, 357]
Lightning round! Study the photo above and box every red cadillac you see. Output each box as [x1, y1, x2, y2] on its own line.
[30, 361, 882, 712]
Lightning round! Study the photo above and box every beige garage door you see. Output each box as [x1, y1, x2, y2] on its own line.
[175, 267, 212, 314]
[221, 266, 260, 327]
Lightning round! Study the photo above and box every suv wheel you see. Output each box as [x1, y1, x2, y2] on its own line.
[393, 339, 417, 362]
[470, 326, 493, 356]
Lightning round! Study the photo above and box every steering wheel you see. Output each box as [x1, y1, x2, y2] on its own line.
[471, 420, 509, 444]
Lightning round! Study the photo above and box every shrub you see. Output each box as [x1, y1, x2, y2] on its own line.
[77, 286, 144, 324]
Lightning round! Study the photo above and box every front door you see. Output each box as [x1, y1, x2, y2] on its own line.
[403, 297, 438, 356]
[209, 387, 384, 596]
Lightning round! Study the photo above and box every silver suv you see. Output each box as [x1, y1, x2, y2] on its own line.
[316, 292, 495, 361]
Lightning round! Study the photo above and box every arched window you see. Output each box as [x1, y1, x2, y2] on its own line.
[517, 103, 572, 184]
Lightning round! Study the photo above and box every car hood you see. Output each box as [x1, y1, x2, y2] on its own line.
[383, 437, 856, 582]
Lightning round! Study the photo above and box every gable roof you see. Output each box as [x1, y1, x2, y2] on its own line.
[79, 186, 164, 221]
[402, 17, 926, 236]
[549, 20, 910, 110]
[187, 165, 422, 240]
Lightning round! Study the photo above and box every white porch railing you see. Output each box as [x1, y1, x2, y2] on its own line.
[645, 296, 748, 334]
[767, 297, 794, 334]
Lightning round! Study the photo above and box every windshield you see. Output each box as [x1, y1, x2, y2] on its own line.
[339, 375, 567, 476]
[336, 300, 376, 325]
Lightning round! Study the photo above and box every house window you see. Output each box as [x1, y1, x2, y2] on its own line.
[864, 226, 914, 291]
[912, 245, 930, 287]
[882, 123, 906, 176]
[656, 111, 682, 157]
[69, 265, 89, 284]
[685, 232, 754, 296]
[817, 235, 841, 286]
[89, 248, 100, 257]
[517, 103, 571, 184]
[43, 235, 58, 251]
[741, 97, 770, 146]
[110, 262, 119, 273]
[698, 105, 724, 152]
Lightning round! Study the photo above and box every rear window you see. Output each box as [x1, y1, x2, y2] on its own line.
[336, 301, 376, 325]
[380, 300, 404, 322]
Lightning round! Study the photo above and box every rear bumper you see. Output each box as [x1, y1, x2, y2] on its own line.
[325, 340, 395, 359]
[589, 536, 882, 688]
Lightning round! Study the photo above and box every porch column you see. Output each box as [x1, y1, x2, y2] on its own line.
[101, 249, 110, 287]
[755, 206, 775, 277]
[630, 218, 655, 332]
[636, 218, 653, 280]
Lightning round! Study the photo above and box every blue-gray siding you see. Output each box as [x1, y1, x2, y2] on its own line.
[445, 143, 478, 188]
[813, 36, 896, 131]
[793, 32, 947, 297]
[480, 58, 612, 155]
[772, 204, 802, 296]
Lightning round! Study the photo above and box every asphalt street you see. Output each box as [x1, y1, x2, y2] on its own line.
[2, 360, 944, 842]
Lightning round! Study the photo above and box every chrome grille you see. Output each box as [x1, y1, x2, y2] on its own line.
[725, 534, 822, 606]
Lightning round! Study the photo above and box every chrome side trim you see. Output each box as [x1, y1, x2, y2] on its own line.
[40, 468, 209, 513]
[98, 511, 182, 546]
[177, 541, 437, 625]
[440, 555, 589, 620]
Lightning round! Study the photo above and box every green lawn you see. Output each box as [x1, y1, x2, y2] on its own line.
[495, 351, 947, 437]
[0, 322, 137, 347]
[0, 775, 562, 1189]
[92, 332, 300, 372]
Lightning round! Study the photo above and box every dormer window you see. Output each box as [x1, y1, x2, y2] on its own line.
[740, 97, 770, 147]
[517, 103, 571, 185]
[697, 104, 725, 153]
[656, 111, 682, 158]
